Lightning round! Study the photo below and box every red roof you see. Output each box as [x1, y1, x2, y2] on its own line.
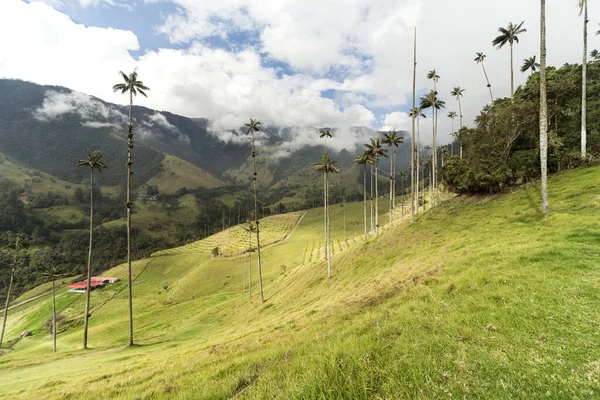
[91, 276, 118, 282]
[67, 281, 104, 289]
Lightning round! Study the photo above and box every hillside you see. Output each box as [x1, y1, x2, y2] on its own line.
[1, 166, 599, 398]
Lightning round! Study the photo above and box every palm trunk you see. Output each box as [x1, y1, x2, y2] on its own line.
[482, 62, 494, 102]
[392, 148, 397, 213]
[248, 230, 252, 296]
[389, 145, 393, 226]
[363, 165, 367, 240]
[416, 119, 421, 213]
[401, 177, 405, 221]
[458, 96, 464, 159]
[430, 107, 435, 207]
[326, 170, 331, 278]
[540, 0, 549, 212]
[410, 27, 417, 224]
[251, 133, 264, 302]
[375, 159, 379, 235]
[510, 43, 515, 98]
[52, 276, 56, 353]
[126, 91, 134, 347]
[370, 164, 374, 233]
[581, 0, 588, 159]
[83, 167, 94, 349]
[451, 119, 455, 156]
[428, 165, 432, 210]
[0, 264, 16, 349]
[323, 171, 327, 255]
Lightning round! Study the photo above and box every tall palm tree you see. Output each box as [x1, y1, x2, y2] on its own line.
[0, 237, 24, 349]
[243, 221, 256, 296]
[409, 107, 426, 213]
[364, 138, 388, 235]
[450, 87, 465, 129]
[354, 152, 370, 240]
[521, 56, 540, 74]
[591, 49, 600, 60]
[425, 155, 433, 210]
[112, 70, 149, 346]
[245, 119, 265, 302]
[319, 129, 332, 154]
[420, 91, 445, 206]
[475, 52, 494, 102]
[41, 263, 64, 353]
[77, 150, 107, 350]
[540, 1, 549, 212]
[427, 70, 441, 198]
[410, 27, 417, 223]
[492, 21, 527, 98]
[580, 0, 588, 159]
[448, 111, 457, 156]
[312, 153, 341, 278]
[382, 129, 404, 226]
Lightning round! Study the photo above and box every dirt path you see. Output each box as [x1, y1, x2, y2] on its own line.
[1, 291, 53, 315]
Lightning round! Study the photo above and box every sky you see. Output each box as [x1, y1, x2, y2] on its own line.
[0, 0, 598, 151]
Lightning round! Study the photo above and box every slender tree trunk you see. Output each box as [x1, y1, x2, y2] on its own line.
[326, 171, 331, 278]
[540, 0, 549, 212]
[126, 91, 134, 347]
[411, 27, 417, 224]
[363, 165, 367, 240]
[83, 167, 94, 349]
[389, 145, 393, 226]
[251, 133, 264, 302]
[370, 164, 374, 233]
[401, 178, 405, 221]
[248, 230, 252, 296]
[510, 43, 515, 98]
[428, 166, 432, 210]
[451, 118, 455, 156]
[375, 159, 379, 235]
[416, 119, 421, 213]
[430, 108, 435, 208]
[581, 0, 588, 159]
[52, 277, 56, 353]
[458, 96, 464, 159]
[392, 148, 397, 214]
[323, 170, 327, 261]
[0, 264, 16, 349]
[482, 62, 494, 102]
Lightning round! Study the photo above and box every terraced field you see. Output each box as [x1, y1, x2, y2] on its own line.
[152, 211, 304, 257]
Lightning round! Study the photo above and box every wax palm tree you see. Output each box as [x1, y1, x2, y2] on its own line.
[243, 221, 256, 296]
[245, 118, 265, 302]
[41, 263, 64, 353]
[580, 0, 588, 158]
[450, 87, 465, 129]
[492, 21, 527, 98]
[319, 129, 332, 154]
[112, 70, 149, 346]
[312, 154, 341, 278]
[420, 91, 445, 205]
[0, 237, 24, 349]
[364, 138, 388, 235]
[354, 152, 370, 240]
[77, 150, 107, 349]
[382, 129, 404, 226]
[448, 111, 457, 156]
[540, 1, 549, 212]
[409, 107, 426, 213]
[426, 70, 441, 198]
[427, 69, 440, 94]
[397, 170, 408, 221]
[521, 56, 540, 74]
[475, 52, 494, 102]
[591, 49, 600, 60]
[425, 155, 433, 210]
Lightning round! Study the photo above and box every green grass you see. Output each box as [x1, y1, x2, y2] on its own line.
[2, 166, 600, 399]
[145, 155, 224, 195]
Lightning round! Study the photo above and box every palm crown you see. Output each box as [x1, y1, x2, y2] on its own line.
[319, 129, 333, 139]
[521, 56, 540, 73]
[312, 153, 341, 174]
[450, 87, 465, 99]
[420, 90, 446, 110]
[409, 107, 426, 119]
[426, 69, 440, 83]
[382, 129, 404, 148]
[245, 119, 261, 134]
[492, 21, 526, 48]
[354, 152, 371, 166]
[77, 150, 108, 172]
[112, 70, 150, 98]
[448, 111, 457, 119]
[364, 138, 388, 160]
[474, 52, 486, 63]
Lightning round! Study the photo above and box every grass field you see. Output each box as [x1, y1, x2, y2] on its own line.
[1, 165, 600, 399]
[144, 155, 224, 195]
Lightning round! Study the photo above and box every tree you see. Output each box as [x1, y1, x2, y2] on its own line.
[521, 56, 540, 74]
[420, 91, 446, 205]
[354, 152, 370, 240]
[427, 70, 441, 200]
[448, 111, 458, 156]
[112, 70, 150, 346]
[397, 170, 408, 221]
[0, 237, 24, 349]
[475, 52, 494, 103]
[364, 138, 388, 235]
[77, 150, 107, 349]
[540, 0, 549, 212]
[591, 49, 600, 61]
[245, 119, 265, 302]
[41, 263, 64, 353]
[409, 107, 426, 213]
[312, 153, 340, 278]
[243, 221, 256, 296]
[319, 129, 332, 154]
[493, 21, 527, 97]
[411, 27, 417, 224]
[382, 129, 404, 226]
[580, 0, 588, 158]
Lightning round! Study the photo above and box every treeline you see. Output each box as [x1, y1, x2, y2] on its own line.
[443, 61, 600, 194]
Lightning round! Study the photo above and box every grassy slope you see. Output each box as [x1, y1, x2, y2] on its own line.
[145, 154, 224, 195]
[1, 166, 600, 398]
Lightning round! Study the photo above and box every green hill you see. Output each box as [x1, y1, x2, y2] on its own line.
[1, 166, 599, 398]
